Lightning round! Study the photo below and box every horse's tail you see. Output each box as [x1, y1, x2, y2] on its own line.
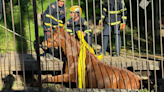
[134, 74, 141, 89]
[136, 75, 141, 80]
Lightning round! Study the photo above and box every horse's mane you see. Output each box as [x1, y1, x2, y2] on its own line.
[57, 27, 81, 47]
[55, 27, 99, 63]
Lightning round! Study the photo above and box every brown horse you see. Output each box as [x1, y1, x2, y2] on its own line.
[31, 26, 140, 89]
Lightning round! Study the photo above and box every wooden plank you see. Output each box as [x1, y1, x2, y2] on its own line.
[105, 61, 160, 70]
[60, 88, 139, 92]
[0, 54, 63, 71]
[134, 54, 164, 60]
[0, 61, 63, 71]
[103, 55, 160, 70]
[0, 53, 161, 72]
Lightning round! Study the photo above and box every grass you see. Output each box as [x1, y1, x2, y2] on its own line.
[0, 23, 16, 53]
[139, 85, 159, 92]
[139, 88, 154, 92]
[0, 84, 2, 91]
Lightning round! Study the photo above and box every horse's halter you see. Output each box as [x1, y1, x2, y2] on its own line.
[49, 31, 61, 46]
[42, 31, 62, 50]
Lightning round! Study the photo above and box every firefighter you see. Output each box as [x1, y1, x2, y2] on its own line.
[66, 5, 93, 47]
[41, 0, 66, 58]
[97, 0, 127, 59]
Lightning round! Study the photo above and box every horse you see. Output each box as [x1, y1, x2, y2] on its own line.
[30, 26, 140, 89]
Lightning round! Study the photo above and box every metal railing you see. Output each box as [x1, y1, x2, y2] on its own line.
[0, 0, 163, 92]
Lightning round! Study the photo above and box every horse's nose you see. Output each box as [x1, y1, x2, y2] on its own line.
[41, 42, 48, 50]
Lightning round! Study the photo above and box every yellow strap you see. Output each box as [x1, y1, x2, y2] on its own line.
[46, 14, 63, 23]
[44, 22, 63, 27]
[121, 16, 127, 19]
[77, 31, 96, 88]
[84, 29, 92, 33]
[108, 21, 121, 26]
[103, 8, 107, 12]
[102, 15, 105, 19]
[104, 7, 126, 13]
[44, 22, 51, 26]
[120, 8, 127, 12]
[58, 23, 63, 27]
[44, 23, 57, 28]
[109, 11, 121, 14]
[120, 23, 126, 26]
[77, 31, 86, 88]
[77, 31, 95, 56]
[104, 7, 126, 14]
[70, 33, 74, 35]
[99, 20, 101, 24]
[67, 29, 73, 32]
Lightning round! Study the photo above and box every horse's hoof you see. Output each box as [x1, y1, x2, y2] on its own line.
[27, 83, 38, 87]
[26, 84, 33, 87]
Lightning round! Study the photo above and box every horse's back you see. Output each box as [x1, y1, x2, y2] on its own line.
[85, 51, 140, 89]
[117, 68, 140, 89]
[103, 65, 140, 89]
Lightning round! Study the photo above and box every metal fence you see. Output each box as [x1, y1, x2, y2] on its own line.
[0, 0, 164, 92]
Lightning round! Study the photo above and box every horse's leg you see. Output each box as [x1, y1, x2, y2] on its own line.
[30, 73, 70, 87]
[64, 61, 68, 73]
[42, 74, 70, 83]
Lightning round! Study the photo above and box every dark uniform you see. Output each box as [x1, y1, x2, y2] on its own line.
[100, 0, 127, 55]
[42, 1, 66, 40]
[66, 17, 93, 47]
[41, 1, 66, 58]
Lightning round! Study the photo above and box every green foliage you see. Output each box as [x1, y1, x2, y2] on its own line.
[139, 88, 155, 92]
[0, 23, 15, 53]
[0, 84, 2, 91]
[139, 88, 151, 92]
[138, 85, 158, 92]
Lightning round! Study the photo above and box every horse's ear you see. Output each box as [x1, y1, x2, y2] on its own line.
[55, 26, 58, 32]
[62, 26, 64, 31]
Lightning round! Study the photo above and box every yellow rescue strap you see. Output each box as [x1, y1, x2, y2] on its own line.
[77, 31, 96, 56]
[77, 31, 96, 88]
[77, 31, 86, 88]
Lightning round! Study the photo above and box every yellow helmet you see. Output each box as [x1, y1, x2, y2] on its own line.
[69, 5, 82, 15]
[58, 0, 66, 1]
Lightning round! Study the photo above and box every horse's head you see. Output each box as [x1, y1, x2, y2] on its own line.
[42, 26, 65, 49]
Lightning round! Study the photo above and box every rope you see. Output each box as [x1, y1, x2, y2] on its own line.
[77, 31, 86, 88]
[0, 24, 34, 43]
[77, 31, 97, 88]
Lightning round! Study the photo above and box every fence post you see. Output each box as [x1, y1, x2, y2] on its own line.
[0, 0, 2, 19]
[32, 0, 42, 91]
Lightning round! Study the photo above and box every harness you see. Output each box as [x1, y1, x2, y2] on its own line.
[41, 31, 60, 50]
